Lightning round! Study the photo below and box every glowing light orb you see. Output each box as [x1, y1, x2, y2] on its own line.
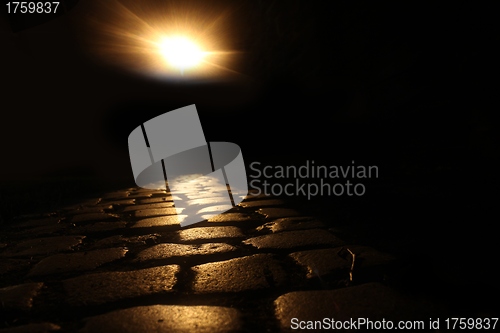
[159, 36, 205, 71]
[81, 0, 241, 80]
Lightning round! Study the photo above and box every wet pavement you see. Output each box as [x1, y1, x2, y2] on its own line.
[0, 187, 496, 332]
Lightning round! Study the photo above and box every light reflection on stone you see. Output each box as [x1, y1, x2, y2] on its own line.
[80, 305, 242, 332]
[138, 173, 249, 227]
[169, 174, 234, 227]
[132, 215, 188, 228]
[196, 205, 233, 215]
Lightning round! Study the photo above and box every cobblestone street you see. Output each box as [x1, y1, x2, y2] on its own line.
[1, 0, 499, 332]
[1, 186, 480, 333]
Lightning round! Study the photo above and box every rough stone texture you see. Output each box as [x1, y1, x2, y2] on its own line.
[238, 199, 285, 208]
[0, 187, 456, 331]
[80, 305, 241, 333]
[0, 259, 30, 274]
[135, 243, 237, 262]
[132, 189, 167, 196]
[134, 208, 178, 218]
[28, 248, 128, 276]
[65, 206, 109, 216]
[132, 216, 186, 228]
[71, 213, 118, 224]
[178, 227, 244, 242]
[290, 245, 396, 279]
[69, 221, 127, 234]
[243, 229, 343, 249]
[257, 217, 325, 233]
[101, 191, 130, 200]
[191, 254, 286, 293]
[122, 202, 175, 212]
[274, 283, 446, 331]
[61, 199, 102, 211]
[126, 193, 153, 199]
[63, 265, 180, 305]
[0, 283, 44, 311]
[207, 213, 253, 223]
[102, 199, 136, 206]
[137, 197, 175, 204]
[91, 235, 160, 249]
[0, 323, 60, 333]
[1, 236, 85, 257]
[257, 208, 301, 219]
[15, 224, 66, 236]
[13, 218, 61, 229]
[193, 205, 234, 215]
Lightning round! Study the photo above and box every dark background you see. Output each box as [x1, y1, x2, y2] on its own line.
[1, 0, 499, 312]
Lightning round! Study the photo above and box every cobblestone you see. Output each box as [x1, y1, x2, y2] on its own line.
[8, 223, 66, 237]
[256, 217, 325, 233]
[63, 265, 180, 305]
[178, 226, 244, 242]
[1, 236, 85, 257]
[80, 305, 241, 333]
[0, 259, 30, 275]
[207, 213, 253, 223]
[289, 245, 396, 279]
[0, 283, 43, 311]
[131, 216, 186, 228]
[65, 206, 110, 216]
[134, 208, 178, 218]
[274, 282, 446, 331]
[91, 234, 160, 249]
[126, 193, 153, 200]
[13, 218, 61, 229]
[194, 205, 233, 214]
[135, 243, 236, 262]
[68, 221, 127, 234]
[257, 208, 301, 219]
[28, 247, 128, 276]
[136, 197, 173, 204]
[243, 229, 343, 249]
[0, 187, 457, 331]
[121, 202, 175, 212]
[0, 322, 60, 333]
[101, 191, 130, 200]
[191, 254, 286, 293]
[100, 199, 136, 206]
[71, 213, 119, 224]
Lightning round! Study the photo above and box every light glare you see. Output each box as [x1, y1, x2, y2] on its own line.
[81, 0, 242, 80]
[159, 37, 205, 71]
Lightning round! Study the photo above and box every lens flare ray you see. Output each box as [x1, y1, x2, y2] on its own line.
[80, 0, 242, 80]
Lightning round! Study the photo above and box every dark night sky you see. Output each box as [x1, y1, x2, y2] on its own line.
[1, 1, 498, 203]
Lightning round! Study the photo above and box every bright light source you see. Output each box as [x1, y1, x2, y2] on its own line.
[82, 0, 240, 80]
[159, 36, 205, 71]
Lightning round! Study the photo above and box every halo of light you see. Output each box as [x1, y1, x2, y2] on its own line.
[79, 0, 242, 81]
[159, 36, 205, 71]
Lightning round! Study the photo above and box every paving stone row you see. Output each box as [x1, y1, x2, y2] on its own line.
[0, 187, 452, 332]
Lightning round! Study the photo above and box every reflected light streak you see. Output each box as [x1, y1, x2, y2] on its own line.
[81, 0, 242, 80]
